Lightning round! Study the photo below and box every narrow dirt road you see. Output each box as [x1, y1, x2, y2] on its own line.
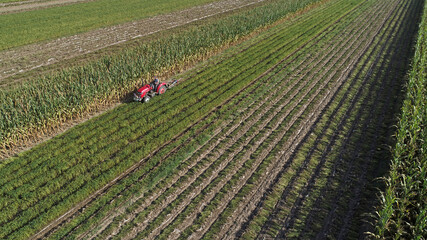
[0, 0, 265, 86]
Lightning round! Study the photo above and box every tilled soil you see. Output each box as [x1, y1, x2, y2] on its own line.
[0, 0, 265, 85]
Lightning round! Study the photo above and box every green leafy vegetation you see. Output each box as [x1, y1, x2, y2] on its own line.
[375, 1, 427, 238]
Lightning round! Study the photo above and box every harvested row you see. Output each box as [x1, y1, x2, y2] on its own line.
[276, 1, 413, 237]
[216, 0, 397, 238]
[250, 0, 408, 236]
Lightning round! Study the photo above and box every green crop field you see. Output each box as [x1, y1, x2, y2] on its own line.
[0, 0, 425, 239]
[0, 0, 217, 51]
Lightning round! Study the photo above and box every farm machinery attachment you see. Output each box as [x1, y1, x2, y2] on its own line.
[133, 78, 179, 103]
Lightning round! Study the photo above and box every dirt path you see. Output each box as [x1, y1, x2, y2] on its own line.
[0, 0, 95, 14]
[0, 0, 265, 86]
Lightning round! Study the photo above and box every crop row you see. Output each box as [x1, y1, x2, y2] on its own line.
[40, 0, 366, 238]
[235, 0, 422, 239]
[45, 37, 290, 239]
[0, 0, 362, 239]
[0, 0, 320, 154]
[375, 0, 427, 238]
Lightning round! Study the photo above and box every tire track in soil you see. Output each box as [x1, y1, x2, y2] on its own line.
[266, 0, 405, 239]
[226, 0, 388, 238]
[193, 1, 389, 238]
[26, 4, 337, 238]
[0, 0, 266, 84]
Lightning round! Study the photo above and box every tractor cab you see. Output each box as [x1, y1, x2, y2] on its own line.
[133, 78, 171, 103]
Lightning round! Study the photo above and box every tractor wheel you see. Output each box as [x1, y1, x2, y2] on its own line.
[143, 96, 151, 103]
[158, 86, 167, 95]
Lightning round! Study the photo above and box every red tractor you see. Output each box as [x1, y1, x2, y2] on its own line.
[133, 78, 178, 103]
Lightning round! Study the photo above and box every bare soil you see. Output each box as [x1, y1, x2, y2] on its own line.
[0, 0, 265, 85]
